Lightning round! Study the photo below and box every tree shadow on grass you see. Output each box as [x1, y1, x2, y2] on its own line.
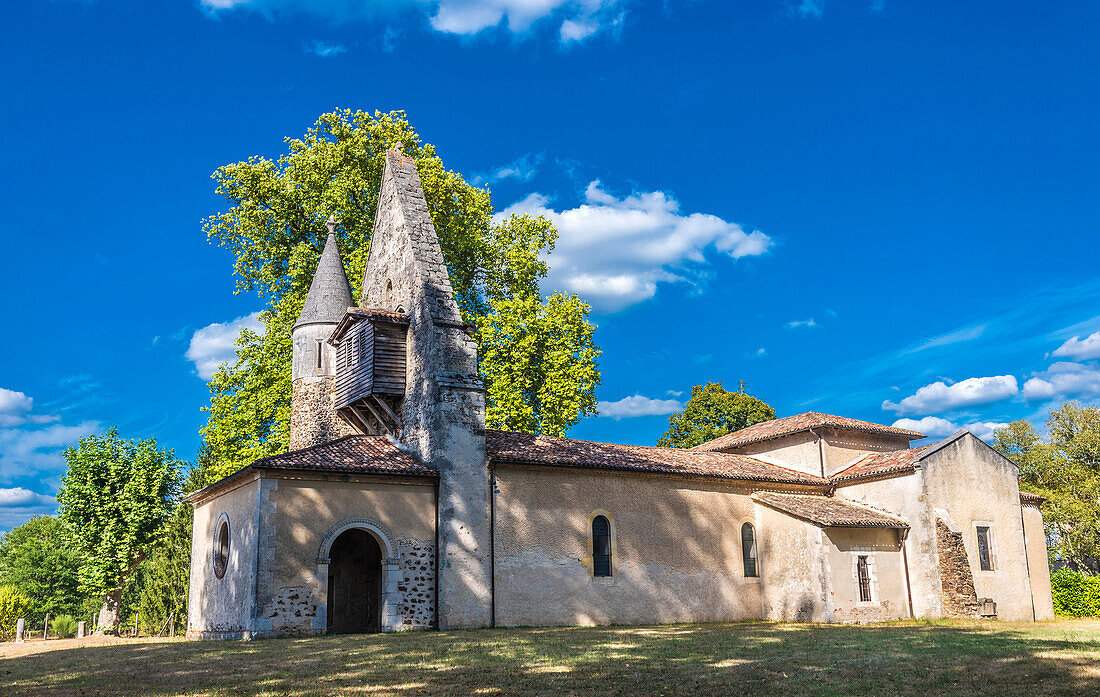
[4, 621, 1099, 697]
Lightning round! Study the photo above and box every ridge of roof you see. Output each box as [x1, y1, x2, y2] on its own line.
[693, 411, 925, 452]
[294, 219, 355, 330]
[486, 429, 828, 486]
[185, 435, 435, 504]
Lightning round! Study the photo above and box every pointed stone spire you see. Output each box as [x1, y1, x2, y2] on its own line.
[294, 216, 354, 329]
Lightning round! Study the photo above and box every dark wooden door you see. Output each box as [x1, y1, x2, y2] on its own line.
[327, 529, 382, 633]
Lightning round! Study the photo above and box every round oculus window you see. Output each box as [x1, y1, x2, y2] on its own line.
[213, 518, 230, 579]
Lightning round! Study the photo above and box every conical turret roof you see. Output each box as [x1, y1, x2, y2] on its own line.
[294, 217, 355, 329]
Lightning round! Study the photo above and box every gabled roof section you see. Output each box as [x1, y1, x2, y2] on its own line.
[294, 218, 355, 330]
[830, 442, 937, 484]
[693, 411, 925, 452]
[486, 430, 828, 486]
[185, 435, 435, 503]
[751, 491, 909, 529]
[329, 307, 410, 344]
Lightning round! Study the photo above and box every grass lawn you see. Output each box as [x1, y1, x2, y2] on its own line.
[2, 619, 1099, 697]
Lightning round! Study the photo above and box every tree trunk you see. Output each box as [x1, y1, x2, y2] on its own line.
[95, 552, 146, 635]
[96, 587, 124, 634]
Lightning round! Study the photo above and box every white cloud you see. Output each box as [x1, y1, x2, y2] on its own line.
[186, 312, 264, 380]
[883, 375, 1019, 415]
[891, 416, 956, 437]
[0, 388, 59, 427]
[796, 0, 824, 18]
[481, 153, 542, 184]
[1052, 330, 1100, 361]
[891, 416, 1007, 443]
[597, 394, 684, 419]
[785, 318, 816, 329]
[500, 181, 772, 311]
[0, 388, 33, 427]
[305, 40, 347, 57]
[199, 0, 622, 41]
[0, 487, 55, 508]
[560, 17, 598, 41]
[1022, 362, 1100, 401]
[0, 421, 98, 483]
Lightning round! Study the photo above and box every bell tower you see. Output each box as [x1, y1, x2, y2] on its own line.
[289, 216, 357, 450]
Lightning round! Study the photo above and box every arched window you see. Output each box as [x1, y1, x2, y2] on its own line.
[213, 517, 230, 579]
[592, 515, 612, 577]
[741, 522, 758, 578]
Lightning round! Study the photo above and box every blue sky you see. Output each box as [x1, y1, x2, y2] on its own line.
[2, 0, 1099, 530]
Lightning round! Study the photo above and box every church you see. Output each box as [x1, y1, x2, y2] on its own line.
[186, 148, 1054, 638]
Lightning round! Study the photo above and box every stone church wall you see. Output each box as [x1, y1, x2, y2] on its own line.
[824, 526, 908, 622]
[256, 474, 437, 634]
[492, 466, 768, 626]
[187, 474, 262, 639]
[920, 436, 1041, 621]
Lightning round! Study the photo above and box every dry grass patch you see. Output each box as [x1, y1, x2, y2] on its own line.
[2, 619, 1099, 697]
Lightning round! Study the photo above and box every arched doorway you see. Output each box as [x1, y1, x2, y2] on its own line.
[326, 528, 382, 633]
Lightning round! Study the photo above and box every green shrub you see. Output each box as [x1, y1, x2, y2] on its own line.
[50, 614, 79, 638]
[1050, 568, 1100, 617]
[0, 585, 31, 640]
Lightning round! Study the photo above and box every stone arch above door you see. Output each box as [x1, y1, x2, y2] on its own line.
[316, 517, 402, 632]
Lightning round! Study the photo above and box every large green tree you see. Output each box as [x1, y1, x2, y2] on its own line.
[993, 402, 1100, 573]
[56, 428, 182, 632]
[656, 382, 776, 449]
[202, 110, 599, 478]
[0, 516, 85, 622]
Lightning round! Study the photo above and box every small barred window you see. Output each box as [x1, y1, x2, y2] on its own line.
[857, 555, 872, 602]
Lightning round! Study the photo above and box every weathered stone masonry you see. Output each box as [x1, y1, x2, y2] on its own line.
[936, 518, 980, 618]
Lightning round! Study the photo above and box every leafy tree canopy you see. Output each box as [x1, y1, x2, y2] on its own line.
[202, 110, 599, 478]
[0, 515, 85, 621]
[56, 428, 182, 630]
[993, 402, 1100, 573]
[656, 382, 776, 449]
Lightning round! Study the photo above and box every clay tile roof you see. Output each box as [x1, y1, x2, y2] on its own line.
[693, 412, 925, 452]
[486, 430, 828, 486]
[346, 307, 410, 323]
[751, 491, 909, 528]
[251, 435, 435, 477]
[829, 442, 938, 485]
[1020, 491, 1046, 507]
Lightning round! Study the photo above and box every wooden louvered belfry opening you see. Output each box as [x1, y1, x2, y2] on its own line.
[332, 310, 408, 436]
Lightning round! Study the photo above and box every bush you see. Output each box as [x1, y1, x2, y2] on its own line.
[1050, 568, 1100, 616]
[50, 614, 79, 638]
[0, 585, 31, 640]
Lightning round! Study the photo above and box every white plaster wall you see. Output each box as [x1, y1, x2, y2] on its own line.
[824, 527, 909, 621]
[493, 466, 768, 626]
[732, 431, 823, 477]
[920, 436, 1036, 621]
[821, 431, 913, 477]
[833, 475, 943, 618]
[756, 506, 832, 621]
[187, 475, 261, 639]
[1023, 504, 1055, 620]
